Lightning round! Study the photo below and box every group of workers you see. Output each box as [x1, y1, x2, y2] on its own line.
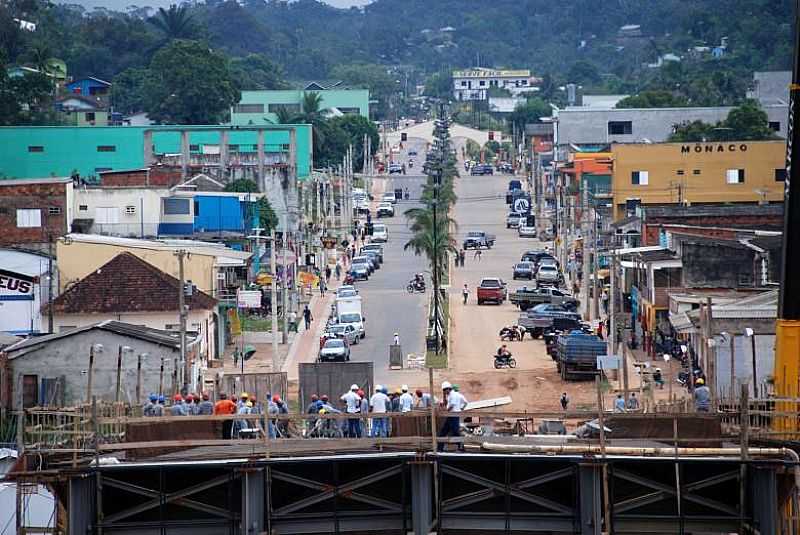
[142, 392, 215, 417]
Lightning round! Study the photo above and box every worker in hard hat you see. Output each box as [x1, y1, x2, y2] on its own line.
[370, 385, 390, 437]
[340, 384, 362, 438]
[238, 392, 249, 410]
[438, 381, 467, 452]
[393, 333, 400, 346]
[170, 394, 188, 416]
[399, 385, 414, 412]
[143, 393, 159, 417]
[694, 378, 711, 412]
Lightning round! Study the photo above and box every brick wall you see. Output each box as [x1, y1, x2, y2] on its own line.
[643, 214, 784, 245]
[0, 183, 68, 246]
[100, 167, 183, 188]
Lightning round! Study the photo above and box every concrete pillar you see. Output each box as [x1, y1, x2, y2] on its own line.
[143, 130, 154, 167]
[242, 469, 265, 535]
[257, 130, 266, 192]
[220, 130, 229, 182]
[578, 464, 602, 535]
[68, 476, 96, 535]
[751, 467, 777, 535]
[410, 462, 433, 535]
[180, 130, 190, 179]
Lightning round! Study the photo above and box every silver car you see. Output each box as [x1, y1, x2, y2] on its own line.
[536, 265, 560, 284]
[325, 323, 359, 345]
[319, 338, 350, 362]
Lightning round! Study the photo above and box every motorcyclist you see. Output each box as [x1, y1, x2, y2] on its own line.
[404, 187, 410, 200]
[413, 273, 425, 290]
[496, 344, 512, 358]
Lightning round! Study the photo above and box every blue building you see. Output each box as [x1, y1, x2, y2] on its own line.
[157, 192, 259, 237]
[65, 77, 111, 99]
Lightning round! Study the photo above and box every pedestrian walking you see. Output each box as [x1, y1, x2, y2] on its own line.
[288, 310, 298, 332]
[319, 278, 326, 296]
[613, 394, 626, 413]
[601, 290, 609, 315]
[559, 392, 569, 410]
[340, 384, 362, 438]
[399, 385, 414, 412]
[627, 393, 640, 410]
[303, 305, 313, 330]
[335, 262, 342, 280]
[462, 283, 469, 305]
[325, 265, 331, 282]
[473, 249, 482, 261]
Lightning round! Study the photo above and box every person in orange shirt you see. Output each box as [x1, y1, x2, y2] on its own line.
[214, 392, 237, 439]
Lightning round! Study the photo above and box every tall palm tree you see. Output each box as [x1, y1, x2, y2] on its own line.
[403, 206, 458, 284]
[150, 4, 196, 40]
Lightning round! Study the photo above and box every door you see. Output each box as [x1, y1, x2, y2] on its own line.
[22, 374, 38, 408]
[95, 206, 119, 233]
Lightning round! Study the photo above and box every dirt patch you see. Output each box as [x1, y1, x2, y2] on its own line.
[466, 379, 483, 391]
[500, 376, 519, 391]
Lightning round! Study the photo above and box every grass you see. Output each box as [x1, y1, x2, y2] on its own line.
[241, 315, 272, 332]
[425, 291, 450, 368]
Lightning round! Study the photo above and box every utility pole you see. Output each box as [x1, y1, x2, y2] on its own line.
[582, 180, 590, 321]
[175, 249, 189, 393]
[47, 234, 54, 334]
[706, 296, 715, 403]
[282, 212, 289, 344]
[592, 206, 600, 320]
[270, 229, 278, 370]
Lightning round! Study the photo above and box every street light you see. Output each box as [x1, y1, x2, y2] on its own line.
[86, 343, 104, 405]
[136, 353, 149, 405]
[745, 327, 757, 396]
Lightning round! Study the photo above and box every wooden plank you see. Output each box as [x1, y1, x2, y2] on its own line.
[464, 396, 512, 410]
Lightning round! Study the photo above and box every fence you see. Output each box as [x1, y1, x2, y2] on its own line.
[221, 372, 288, 404]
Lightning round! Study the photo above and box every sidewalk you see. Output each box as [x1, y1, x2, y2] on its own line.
[283, 283, 340, 382]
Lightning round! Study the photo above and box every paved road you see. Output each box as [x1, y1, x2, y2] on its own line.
[350, 140, 429, 386]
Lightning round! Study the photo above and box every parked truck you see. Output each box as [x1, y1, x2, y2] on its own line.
[463, 231, 496, 250]
[554, 331, 606, 381]
[509, 286, 579, 311]
[518, 304, 581, 338]
[336, 295, 365, 338]
[477, 277, 507, 305]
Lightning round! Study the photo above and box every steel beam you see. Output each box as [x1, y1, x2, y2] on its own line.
[242, 469, 264, 535]
[68, 476, 96, 535]
[578, 464, 602, 535]
[751, 467, 778, 534]
[410, 462, 433, 535]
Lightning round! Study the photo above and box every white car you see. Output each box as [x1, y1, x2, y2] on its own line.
[319, 338, 350, 362]
[536, 265, 560, 284]
[376, 202, 395, 217]
[506, 212, 525, 229]
[325, 323, 359, 345]
[518, 225, 537, 238]
[382, 192, 397, 205]
[372, 223, 388, 242]
[337, 285, 358, 295]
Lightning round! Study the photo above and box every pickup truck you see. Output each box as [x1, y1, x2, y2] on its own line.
[509, 286, 579, 311]
[463, 231, 496, 250]
[477, 277, 507, 305]
[518, 303, 581, 338]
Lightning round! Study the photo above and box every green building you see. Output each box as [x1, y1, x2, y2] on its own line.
[231, 88, 370, 125]
[0, 125, 312, 181]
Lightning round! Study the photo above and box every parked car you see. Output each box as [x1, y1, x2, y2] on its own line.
[555, 332, 606, 381]
[350, 264, 370, 281]
[463, 231, 496, 249]
[337, 285, 358, 295]
[508, 179, 522, 191]
[376, 202, 395, 217]
[536, 265, 561, 284]
[363, 250, 381, 270]
[518, 225, 537, 238]
[388, 163, 403, 174]
[372, 223, 388, 242]
[360, 244, 383, 263]
[324, 323, 359, 345]
[470, 164, 494, 176]
[506, 212, 525, 229]
[512, 262, 535, 280]
[510, 286, 579, 311]
[521, 250, 549, 263]
[352, 256, 374, 274]
[477, 277, 507, 305]
[382, 192, 397, 205]
[319, 338, 350, 362]
[518, 303, 582, 338]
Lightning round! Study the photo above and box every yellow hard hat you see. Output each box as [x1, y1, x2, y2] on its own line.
[240, 392, 249, 398]
[395, 388, 403, 394]
[319, 408, 328, 415]
[245, 401, 253, 408]
[695, 378, 705, 385]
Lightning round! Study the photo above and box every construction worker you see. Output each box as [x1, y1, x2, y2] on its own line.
[415, 389, 432, 408]
[235, 399, 253, 438]
[627, 393, 640, 410]
[438, 381, 466, 452]
[370, 385, 390, 437]
[358, 389, 369, 436]
[399, 385, 414, 412]
[560, 392, 569, 410]
[186, 394, 199, 415]
[306, 394, 321, 414]
[153, 395, 165, 416]
[393, 333, 400, 346]
[238, 392, 249, 409]
[214, 392, 237, 439]
[143, 394, 158, 416]
[340, 384, 362, 438]
[273, 395, 289, 437]
[694, 378, 711, 412]
[198, 393, 214, 415]
[170, 394, 188, 416]
[613, 394, 626, 412]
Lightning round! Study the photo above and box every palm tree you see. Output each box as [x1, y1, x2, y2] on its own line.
[150, 4, 196, 40]
[299, 91, 324, 123]
[403, 206, 458, 284]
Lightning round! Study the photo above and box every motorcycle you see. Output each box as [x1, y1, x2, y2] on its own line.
[677, 367, 704, 388]
[406, 280, 426, 293]
[493, 353, 517, 369]
[343, 274, 355, 285]
[499, 326, 524, 341]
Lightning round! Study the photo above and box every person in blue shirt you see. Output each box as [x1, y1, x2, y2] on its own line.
[613, 394, 626, 413]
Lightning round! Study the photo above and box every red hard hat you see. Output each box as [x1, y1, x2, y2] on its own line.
[357, 389, 365, 397]
[272, 394, 281, 403]
[173, 394, 182, 401]
[202, 393, 209, 400]
[185, 394, 194, 402]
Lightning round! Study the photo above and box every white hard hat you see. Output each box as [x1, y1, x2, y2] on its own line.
[441, 381, 452, 390]
[376, 384, 383, 391]
[350, 384, 358, 390]
[401, 384, 408, 392]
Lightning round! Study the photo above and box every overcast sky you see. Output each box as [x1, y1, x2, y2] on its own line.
[59, 0, 371, 10]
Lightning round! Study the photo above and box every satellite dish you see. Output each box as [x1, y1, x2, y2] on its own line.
[242, 345, 257, 361]
[514, 198, 530, 213]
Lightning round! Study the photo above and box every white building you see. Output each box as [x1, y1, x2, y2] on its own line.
[0, 249, 55, 335]
[452, 68, 539, 101]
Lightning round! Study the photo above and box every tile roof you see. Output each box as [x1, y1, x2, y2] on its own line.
[52, 252, 216, 314]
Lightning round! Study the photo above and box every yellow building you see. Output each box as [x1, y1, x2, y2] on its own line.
[610, 141, 786, 220]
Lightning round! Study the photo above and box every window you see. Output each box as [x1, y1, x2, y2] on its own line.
[479, 80, 486, 86]
[233, 103, 264, 114]
[164, 323, 179, 331]
[769, 121, 781, 132]
[228, 144, 239, 153]
[125, 205, 136, 215]
[461, 81, 467, 87]
[189, 144, 200, 152]
[48, 206, 61, 215]
[85, 112, 95, 122]
[608, 121, 633, 135]
[95, 206, 119, 225]
[267, 103, 301, 114]
[27, 145, 44, 153]
[79, 205, 88, 211]
[22, 375, 38, 408]
[676, 169, 685, 176]
[726, 168, 745, 184]
[97, 145, 116, 152]
[693, 169, 701, 175]
[194, 200, 200, 216]
[338, 107, 360, 115]
[631, 170, 649, 185]
[163, 198, 191, 215]
[776, 168, 788, 182]
[16, 209, 41, 228]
